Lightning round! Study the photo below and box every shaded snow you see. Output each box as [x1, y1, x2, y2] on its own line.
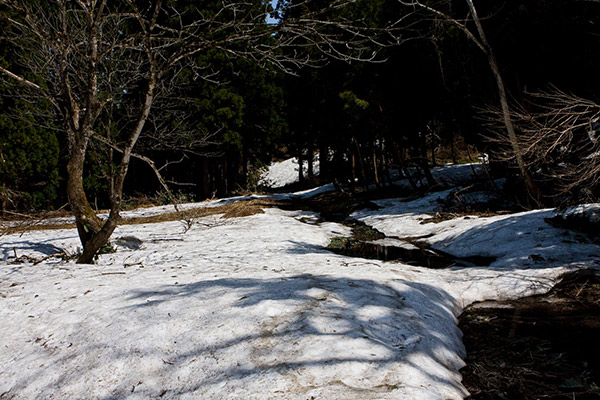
[553, 203, 600, 229]
[1, 164, 599, 399]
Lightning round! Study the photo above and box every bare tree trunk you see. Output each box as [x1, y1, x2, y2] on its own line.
[352, 137, 368, 190]
[392, 141, 419, 190]
[1, 187, 5, 216]
[451, 132, 457, 164]
[66, 141, 103, 244]
[66, 148, 120, 264]
[307, 142, 314, 178]
[465, 0, 540, 203]
[350, 145, 357, 191]
[319, 142, 329, 183]
[298, 151, 305, 184]
[202, 157, 210, 198]
[420, 133, 437, 186]
[72, 69, 155, 263]
[1, 149, 7, 215]
[421, 159, 437, 186]
[373, 145, 381, 188]
[430, 133, 437, 167]
[241, 147, 249, 190]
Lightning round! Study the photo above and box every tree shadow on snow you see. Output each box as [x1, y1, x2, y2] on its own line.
[1, 239, 65, 259]
[4, 273, 466, 398]
[104, 274, 466, 398]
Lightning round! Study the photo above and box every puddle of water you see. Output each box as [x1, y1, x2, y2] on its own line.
[325, 219, 497, 269]
[327, 230, 454, 269]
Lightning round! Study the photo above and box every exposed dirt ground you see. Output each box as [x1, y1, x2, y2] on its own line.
[460, 269, 600, 400]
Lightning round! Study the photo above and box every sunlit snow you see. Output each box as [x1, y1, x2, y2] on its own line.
[1, 162, 598, 399]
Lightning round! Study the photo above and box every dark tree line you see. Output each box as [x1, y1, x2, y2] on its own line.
[283, 0, 600, 202]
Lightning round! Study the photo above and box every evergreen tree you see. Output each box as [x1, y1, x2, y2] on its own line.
[0, 10, 60, 212]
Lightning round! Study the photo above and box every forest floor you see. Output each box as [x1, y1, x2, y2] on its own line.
[1, 162, 599, 399]
[460, 269, 600, 400]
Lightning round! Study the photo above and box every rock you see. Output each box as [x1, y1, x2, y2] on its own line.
[114, 236, 144, 250]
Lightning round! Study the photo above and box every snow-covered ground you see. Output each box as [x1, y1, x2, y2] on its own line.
[1, 164, 598, 399]
[259, 156, 320, 189]
[258, 155, 485, 190]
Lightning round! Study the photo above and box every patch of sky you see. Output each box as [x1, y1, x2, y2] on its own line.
[266, 0, 280, 24]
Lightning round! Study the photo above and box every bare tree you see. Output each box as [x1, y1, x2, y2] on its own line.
[399, 0, 542, 203]
[0, 0, 401, 263]
[485, 89, 600, 204]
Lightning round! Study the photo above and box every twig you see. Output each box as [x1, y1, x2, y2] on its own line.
[18, 203, 69, 238]
[33, 252, 68, 265]
[575, 280, 589, 299]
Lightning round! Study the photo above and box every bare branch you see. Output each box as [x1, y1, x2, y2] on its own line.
[0, 0, 406, 262]
[0, 65, 59, 110]
[484, 89, 600, 204]
[91, 133, 185, 216]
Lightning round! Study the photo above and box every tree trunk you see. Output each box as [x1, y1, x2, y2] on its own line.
[307, 144, 314, 178]
[77, 214, 118, 264]
[420, 133, 437, 186]
[465, 0, 541, 204]
[241, 147, 249, 190]
[372, 145, 380, 188]
[319, 142, 328, 183]
[353, 137, 368, 190]
[202, 157, 210, 198]
[421, 159, 437, 187]
[222, 157, 228, 195]
[350, 147, 357, 191]
[451, 132, 457, 164]
[298, 151, 305, 184]
[66, 150, 120, 264]
[66, 133, 127, 263]
[1, 185, 6, 216]
[430, 133, 437, 167]
[70, 70, 154, 263]
[66, 148, 104, 259]
[392, 141, 419, 190]
[383, 154, 394, 186]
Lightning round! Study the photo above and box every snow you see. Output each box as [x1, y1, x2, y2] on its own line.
[555, 203, 600, 226]
[0, 195, 270, 229]
[259, 156, 320, 189]
[2, 164, 599, 399]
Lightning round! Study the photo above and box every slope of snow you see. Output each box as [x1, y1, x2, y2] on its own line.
[352, 192, 599, 307]
[1, 166, 598, 399]
[259, 159, 486, 191]
[259, 157, 320, 189]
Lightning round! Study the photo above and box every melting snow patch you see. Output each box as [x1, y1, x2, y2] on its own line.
[1, 187, 598, 399]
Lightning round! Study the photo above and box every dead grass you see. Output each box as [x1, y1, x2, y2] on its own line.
[460, 269, 600, 399]
[419, 210, 513, 224]
[1, 222, 76, 236]
[1, 198, 280, 236]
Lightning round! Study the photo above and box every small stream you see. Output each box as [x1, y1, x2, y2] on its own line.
[323, 219, 496, 269]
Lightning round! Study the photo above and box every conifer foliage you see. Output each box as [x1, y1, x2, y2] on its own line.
[0, 0, 398, 263]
